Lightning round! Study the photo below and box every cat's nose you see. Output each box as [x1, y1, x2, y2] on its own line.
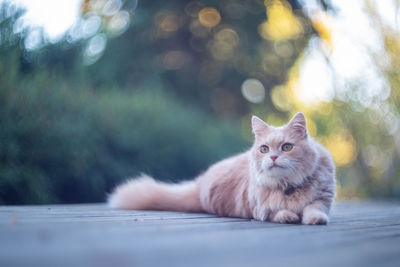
[270, 155, 278, 161]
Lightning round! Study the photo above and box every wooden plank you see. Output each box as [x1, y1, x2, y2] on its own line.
[0, 201, 399, 267]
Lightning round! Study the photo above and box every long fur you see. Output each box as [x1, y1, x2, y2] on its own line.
[108, 113, 336, 224]
[108, 174, 202, 212]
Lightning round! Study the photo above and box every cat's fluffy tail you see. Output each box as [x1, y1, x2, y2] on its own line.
[108, 174, 203, 212]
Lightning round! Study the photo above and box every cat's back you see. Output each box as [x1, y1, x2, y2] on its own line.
[200, 152, 250, 179]
[309, 138, 336, 201]
[310, 138, 335, 179]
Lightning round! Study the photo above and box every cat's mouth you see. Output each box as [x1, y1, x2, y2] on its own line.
[269, 163, 284, 170]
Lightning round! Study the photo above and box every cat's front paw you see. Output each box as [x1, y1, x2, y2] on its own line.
[273, 210, 300, 224]
[302, 210, 328, 225]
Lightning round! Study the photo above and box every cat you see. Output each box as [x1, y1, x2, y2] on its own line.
[108, 113, 336, 225]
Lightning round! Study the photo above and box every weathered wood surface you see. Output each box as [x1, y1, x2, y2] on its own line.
[1, 201, 399, 267]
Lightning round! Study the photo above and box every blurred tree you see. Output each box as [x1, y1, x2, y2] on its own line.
[6, 0, 400, 205]
[7, 0, 327, 114]
[0, 1, 250, 204]
[265, 0, 400, 199]
[82, 0, 318, 117]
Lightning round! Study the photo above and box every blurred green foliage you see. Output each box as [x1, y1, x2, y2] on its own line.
[0, 45, 249, 204]
[1, 0, 399, 204]
[2, 0, 314, 204]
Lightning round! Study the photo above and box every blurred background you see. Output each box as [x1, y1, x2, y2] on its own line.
[0, 0, 399, 204]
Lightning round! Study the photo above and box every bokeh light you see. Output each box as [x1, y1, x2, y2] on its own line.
[258, 0, 303, 41]
[11, 0, 82, 41]
[84, 33, 107, 65]
[198, 7, 221, 27]
[320, 131, 358, 166]
[108, 11, 130, 36]
[102, 0, 122, 16]
[80, 15, 102, 38]
[241, 79, 265, 103]
[210, 27, 240, 60]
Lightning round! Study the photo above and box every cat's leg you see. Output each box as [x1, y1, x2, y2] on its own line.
[269, 210, 300, 224]
[302, 201, 330, 225]
[252, 206, 270, 221]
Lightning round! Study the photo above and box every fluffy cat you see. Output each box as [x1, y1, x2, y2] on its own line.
[108, 113, 336, 225]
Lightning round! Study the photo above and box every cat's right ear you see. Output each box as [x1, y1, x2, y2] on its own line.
[251, 116, 270, 136]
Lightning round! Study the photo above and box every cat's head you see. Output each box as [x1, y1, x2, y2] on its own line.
[250, 113, 318, 188]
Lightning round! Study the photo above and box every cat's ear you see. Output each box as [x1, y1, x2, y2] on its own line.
[287, 112, 307, 139]
[251, 115, 270, 136]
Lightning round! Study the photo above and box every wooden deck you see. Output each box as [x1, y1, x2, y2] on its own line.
[1, 201, 399, 267]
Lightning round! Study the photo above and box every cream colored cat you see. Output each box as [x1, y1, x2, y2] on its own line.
[108, 113, 336, 225]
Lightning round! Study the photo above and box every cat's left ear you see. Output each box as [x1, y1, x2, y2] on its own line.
[288, 112, 308, 139]
[251, 115, 270, 137]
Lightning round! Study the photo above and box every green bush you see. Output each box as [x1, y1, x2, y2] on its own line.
[0, 49, 249, 204]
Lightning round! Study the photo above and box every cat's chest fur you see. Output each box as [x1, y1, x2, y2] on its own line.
[251, 180, 315, 216]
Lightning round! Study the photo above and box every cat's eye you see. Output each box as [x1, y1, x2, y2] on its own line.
[282, 143, 294, 152]
[259, 145, 269, 153]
